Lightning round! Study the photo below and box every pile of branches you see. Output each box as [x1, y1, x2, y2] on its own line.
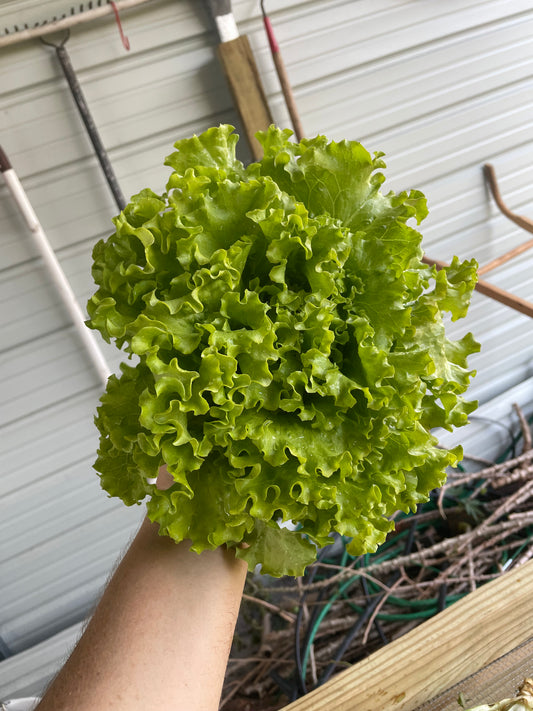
[221, 406, 533, 711]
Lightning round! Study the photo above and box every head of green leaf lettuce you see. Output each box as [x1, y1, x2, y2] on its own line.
[87, 125, 479, 577]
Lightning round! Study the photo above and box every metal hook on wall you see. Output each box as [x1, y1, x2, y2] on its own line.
[479, 164, 533, 276]
[423, 164, 533, 319]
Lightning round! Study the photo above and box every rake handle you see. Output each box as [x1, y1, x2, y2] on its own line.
[263, 13, 304, 141]
[55, 44, 126, 212]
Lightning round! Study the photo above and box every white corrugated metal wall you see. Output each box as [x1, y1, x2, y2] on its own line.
[1, 0, 532, 699]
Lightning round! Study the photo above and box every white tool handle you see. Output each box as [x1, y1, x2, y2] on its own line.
[206, 0, 239, 43]
[214, 12, 239, 42]
[1, 158, 111, 386]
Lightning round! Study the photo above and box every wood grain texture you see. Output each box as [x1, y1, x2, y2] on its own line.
[216, 35, 273, 160]
[280, 559, 533, 711]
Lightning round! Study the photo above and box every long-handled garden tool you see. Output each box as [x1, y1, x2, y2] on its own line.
[0, 0, 149, 49]
[205, 0, 273, 160]
[41, 29, 126, 212]
[0, 145, 111, 386]
[260, 0, 304, 141]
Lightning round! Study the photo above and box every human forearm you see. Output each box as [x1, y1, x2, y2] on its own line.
[36, 518, 247, 711]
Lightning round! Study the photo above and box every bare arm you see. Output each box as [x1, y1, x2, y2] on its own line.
[36, 517, 247, 711]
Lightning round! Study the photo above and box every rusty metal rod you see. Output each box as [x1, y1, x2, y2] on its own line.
[479, 164, 533, 275]
[422, 256, 533, 319]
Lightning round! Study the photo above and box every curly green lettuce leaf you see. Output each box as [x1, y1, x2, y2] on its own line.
[234, 521, 318, 577]
[87, 125, 479, 577]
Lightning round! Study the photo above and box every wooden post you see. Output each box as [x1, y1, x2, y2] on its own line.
[217, 35, 273, 161]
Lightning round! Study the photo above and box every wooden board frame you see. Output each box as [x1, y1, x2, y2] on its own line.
[280, 559, 533, 711]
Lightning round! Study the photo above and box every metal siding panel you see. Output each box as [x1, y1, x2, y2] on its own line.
[0, 622, 82, 700]
[0, 240, 107, 349]
[0, 333, 101, 425]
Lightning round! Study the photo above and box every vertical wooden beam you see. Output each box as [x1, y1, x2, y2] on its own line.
[217, 35, 273, 160]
